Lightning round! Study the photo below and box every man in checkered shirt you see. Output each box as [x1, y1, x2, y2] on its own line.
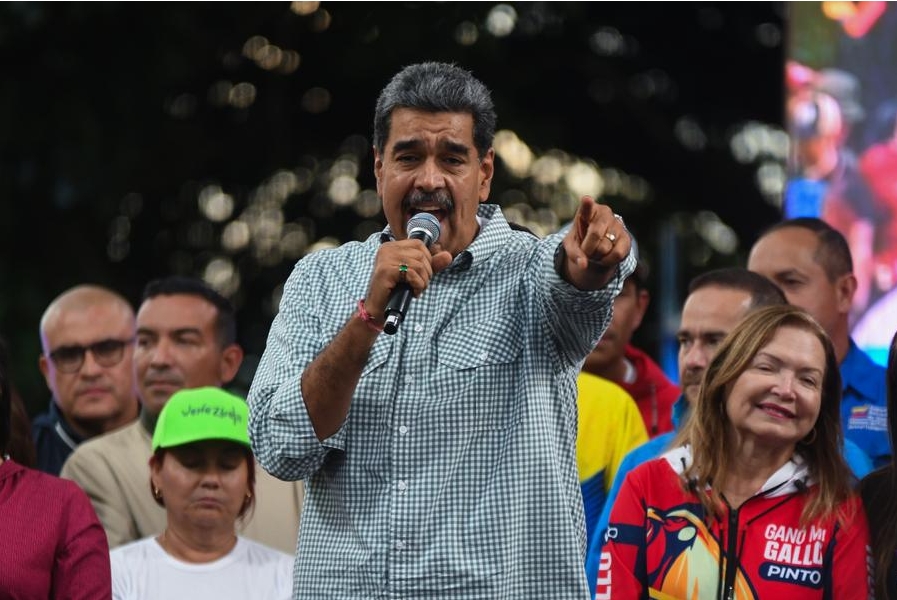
[248, 61, 636, 599]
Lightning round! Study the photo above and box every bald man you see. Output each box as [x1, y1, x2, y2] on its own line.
[32, 285, 139, 474]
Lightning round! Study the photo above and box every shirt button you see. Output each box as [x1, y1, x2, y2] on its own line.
[414, 324, 423, 332]
[395, 540, 406, 550]
[404, 374, 413, 384]
[398, 425, 408, 435]
[397, 480, 408, 492]
[479, 351, 489, 361]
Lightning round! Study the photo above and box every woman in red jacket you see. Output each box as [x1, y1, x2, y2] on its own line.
[0, 338, 112, 599]
[598, 305, 870, 600]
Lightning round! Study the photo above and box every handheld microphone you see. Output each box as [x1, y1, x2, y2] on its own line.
[383, 212, 441, 335]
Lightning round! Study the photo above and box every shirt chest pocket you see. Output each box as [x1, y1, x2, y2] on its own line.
[430, 316, 524, 432]
[352, 339, 396, 426]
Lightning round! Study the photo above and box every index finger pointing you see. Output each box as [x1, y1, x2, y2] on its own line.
[575, 196, 599, 239]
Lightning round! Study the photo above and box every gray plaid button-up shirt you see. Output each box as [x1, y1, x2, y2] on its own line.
[249, 204, 635, 599]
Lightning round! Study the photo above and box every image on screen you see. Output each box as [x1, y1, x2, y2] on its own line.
[785, 1, 897, 365]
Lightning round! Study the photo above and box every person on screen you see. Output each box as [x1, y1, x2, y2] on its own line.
[859, 112, 897, 296]
[247, 61, 636, 598]
[783, 86, 877, 316]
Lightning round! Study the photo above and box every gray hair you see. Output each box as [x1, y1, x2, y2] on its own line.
[373, 62, 496, 159]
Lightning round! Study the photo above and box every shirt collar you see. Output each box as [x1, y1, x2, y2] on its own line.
[672, 394, 689, 430]
[49, 401, 85, 448]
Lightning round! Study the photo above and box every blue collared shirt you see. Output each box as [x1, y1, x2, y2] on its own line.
[840, 339, 891, 467]
[248, 204, 635, 599]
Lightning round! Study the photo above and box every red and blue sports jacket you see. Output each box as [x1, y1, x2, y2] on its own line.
[597, 446, 871, 600]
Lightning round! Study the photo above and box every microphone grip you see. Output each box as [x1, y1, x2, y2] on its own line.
[383, 283, 414, 335]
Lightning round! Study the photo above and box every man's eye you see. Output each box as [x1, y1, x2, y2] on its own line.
[54, 348, 82, 361]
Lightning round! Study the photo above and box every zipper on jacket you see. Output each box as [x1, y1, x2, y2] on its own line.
[723, 506, 739, 600]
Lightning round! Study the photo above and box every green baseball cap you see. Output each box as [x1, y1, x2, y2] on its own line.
[152, 387, 251, 452]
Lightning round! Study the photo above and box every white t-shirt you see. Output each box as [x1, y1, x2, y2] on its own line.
[111, 536, 294, 600]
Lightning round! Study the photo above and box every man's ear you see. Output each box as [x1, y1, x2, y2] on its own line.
[374, 148, 384, 196]
[38, 354, 49, 379]
[835, 272, 857, 314]
[38, 354, 55, 393]
[478, 148, 495, 202]
[219, 344, 244, 385]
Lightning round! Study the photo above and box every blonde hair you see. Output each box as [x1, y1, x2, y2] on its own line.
[678, 305, 853, 524]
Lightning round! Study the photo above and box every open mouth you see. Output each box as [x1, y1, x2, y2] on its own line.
[406, 208, 447, 223]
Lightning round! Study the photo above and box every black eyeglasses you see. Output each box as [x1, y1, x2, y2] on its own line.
[48, 338, 135, 374]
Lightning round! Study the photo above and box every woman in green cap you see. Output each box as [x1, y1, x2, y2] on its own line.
[110, 387, 293, 599]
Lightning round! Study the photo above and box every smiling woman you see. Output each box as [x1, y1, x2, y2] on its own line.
[109, 387, 293, 600]
[723, 323, 826, 479]
[597, 305, 871, 600]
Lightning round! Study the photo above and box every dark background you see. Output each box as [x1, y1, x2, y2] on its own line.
[0, 2, 787, 413]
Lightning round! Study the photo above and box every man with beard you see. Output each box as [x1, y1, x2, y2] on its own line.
[248, 62, 636, 599]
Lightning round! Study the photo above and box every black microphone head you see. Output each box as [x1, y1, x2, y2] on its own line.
[406, 212, 441, 247]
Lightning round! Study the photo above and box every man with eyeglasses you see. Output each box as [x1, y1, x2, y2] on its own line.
[33, 285, 139, 475]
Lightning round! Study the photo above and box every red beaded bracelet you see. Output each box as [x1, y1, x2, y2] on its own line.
[356, 299, 383, 333]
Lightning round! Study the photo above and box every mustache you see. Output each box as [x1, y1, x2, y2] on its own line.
[680, 370, 704, 387]
[401, 189, 454, 214]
